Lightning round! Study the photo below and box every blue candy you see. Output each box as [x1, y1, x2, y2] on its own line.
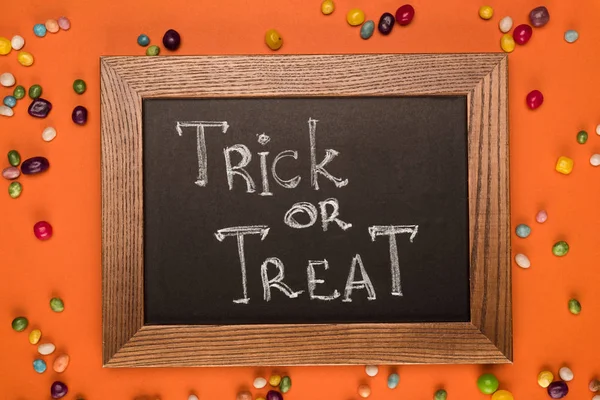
[33, 359, 47, 373]
[516, 223, 531, 238]
[33, 24, 47, 37]
[387, 373, 400, 389]
[3, 96, 16, 108]
[360, 20, 375, 40]
[137, 34, 150, 47]
[564, 30, 579, 43]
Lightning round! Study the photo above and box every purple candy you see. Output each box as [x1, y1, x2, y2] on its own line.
[378, 12, 396, 35]
[21, 157, 50, 175]
[547, 381, 568, 399]
[162, 29, 181, 51]
[28, 98, 52, 118]
[529, 6, 550, 27]
[2, 166, 20, 180]
[72, 105, 88, 125]
[51, 381, 68, 399]
[266, 391, 283, 400]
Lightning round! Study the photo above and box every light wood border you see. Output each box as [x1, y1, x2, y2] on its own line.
[101, 54, 510, 367]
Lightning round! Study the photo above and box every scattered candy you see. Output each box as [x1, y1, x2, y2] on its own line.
[29, 98, 52, 118]
[266, 391, 283, 400]
[33, 359, 47, 373]
[516, 223, 531, 238]
[38, 343, 56, 355]
[50, 297, 65, 312]
[568, 298, 581, 315]
[45, 19, 60, 33]
[590, 379, 600, 392]
[2, 166, 20, 180]
[188, 395, 199, 400]
[547, 381, 568, 399]
[254, 377, 267, 389]
[22, 156, 50, 174]
[387, 373, 400, 389]
[33, 24, 47, 37]
[162, 29, 181, 51]
[0, 37, 11, 55]
[576, 130, 588, 144]
[555, 156, 573, 175]
[8, 181, 22, 198]
[515, 253, 530, 268]
[378, 13, 395, 35]
[137, 34, 150, 46]
[4, 95, 17, 108]
[591, 154, 600, 166]
[8, 150, 21, 166]
[434, 389, 447, 400]
[500, 34, 515, 53]
[365, 365, 379, 377]
[58, 17, 71, 30]
[279, 376, 291, 393]
[538, 370, 554, 388]
[0, 72, 15, 87]
[536, 210, 548, 223]
[51, 381, 68, 399]
[564, 30, 579, 43]
[321, 0, 335, 15]
[29, 329, 42, 344]
[559, 366, 573, 381]
[269, 375, 282, 386]
[529, 6, 550, 27]
[477, 373, 499, 395]
[29, 84, 42, 99]
[146, 45, 160, 56]
[526, 89, 543, 109]
[53, 354, 70, 373]
[478, 5, 493, 20]
[265, 29, 283, 51]
[34, 221, 53, 240]
[73, 79, 87, 94]
[499, 16, 513, 33]
[72, 105, 88, 125]
[347, 8, 366, 26]
[491, 390, 514, 400]
[0, 105, 14, 117]
[42, 126, 57, 142]
[395, 4, 414, 25]
[360, 21, 375, 39]
[13, 85, 25, 99]
[11, 316, 28, 332]
[513, 24, 533, 45]
[358, 384, 371, 398]
[552, 241, 569, 256]
[10, 35, 24, 50]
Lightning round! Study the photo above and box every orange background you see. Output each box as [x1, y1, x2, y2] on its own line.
[1, 0, 600, 398]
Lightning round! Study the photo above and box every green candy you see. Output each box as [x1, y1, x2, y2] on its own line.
[146, 45, 160, 56]
[552, 241, 569, 257]
[568, 298, 581, 315]
[577, 130, 588, 144]
[11, 316, 28, 332]
[279, 376, 291, 393]
[50, 297, 65, 313]
[13, 85, 26, 100]
[7, 150, 20, 166]
[477, 373, 499, 394]
[434, 389, 447, 400]
[8, 181, 22, 199]
[29, 84, 42, 99]
[360, 20, 375, 40]
[73, 79, 87, 95]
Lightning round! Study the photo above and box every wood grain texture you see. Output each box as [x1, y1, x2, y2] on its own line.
[101, 54, 511, 367]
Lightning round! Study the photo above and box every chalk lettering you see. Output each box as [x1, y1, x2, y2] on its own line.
[342, 254, 376, 302]
[319, 198, 352, 232]
[224, 144, 256, 193]
[271, 150, 301, 189]
[308, 118, 349, 190]
[258, 151, 273, 196]
[307, 260, 340, 301]
[284, 202, 318, 229]
[261, 257, 304, 301]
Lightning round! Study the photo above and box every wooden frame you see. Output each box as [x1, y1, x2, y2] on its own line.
[101, 54, 510, 367]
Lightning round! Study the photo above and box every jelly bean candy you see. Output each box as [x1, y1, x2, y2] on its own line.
[395, 4, 414, 26]
[321, 0, 335, 15]
[479, 6, 493, 20]
[555, 156, 573, 175]
[347, 8, 365, 26]
[265, 29, 283, 50]
[360, 21, 375, 39]
[477, 373, 499, 394]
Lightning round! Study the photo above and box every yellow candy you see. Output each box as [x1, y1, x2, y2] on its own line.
[264, 29, 283, 51]
[321, 0, 335, 15]
[538, 370, 554, 388]
[500, 34, 515, 53]
[256, 398, 266, 400]
[17, 51, 34, 67]
[479, 6, 494, 20]
[0, 37, 11, 55]
[269, 374, 282, 386]
[556, 156, 574, 175]
[491, 390, 514, 400]
[29, 329, 42, 344]
[347, 8, 365, 26]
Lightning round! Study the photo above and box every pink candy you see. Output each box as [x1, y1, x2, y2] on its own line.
[536, 210, 548, 223]
[57, 17, 70, 31]
[526, 90, 544, 110]
[34, 221, 53, 240]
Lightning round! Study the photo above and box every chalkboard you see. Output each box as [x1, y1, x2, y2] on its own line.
[142, 96, 470, 325]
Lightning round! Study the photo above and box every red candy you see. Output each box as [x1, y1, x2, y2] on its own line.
[395, 4, 415, 26]
[513, 24, 533, 45]
[526, 90, 544, 110]
[34, 221, 53, 240]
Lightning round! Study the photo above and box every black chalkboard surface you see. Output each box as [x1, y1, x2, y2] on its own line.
[142, 96, 470, 325]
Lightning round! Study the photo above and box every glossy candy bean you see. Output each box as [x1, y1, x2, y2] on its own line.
[552, 241, 569, 256]
[22, 157, 50, 174]
[58, 17, 71, 30]
[358, 384, 371, 398]
[3, 166, 20, 180]
[0, 37, 11, 55]
[589, 379, 600, 392]
[34, 24, 47, 37]
[347, 8, 365, 26]
[594, 155, 600, 166]
[1, 72, 15, 87]
[529, 6, 550, 27]
[34, 221, 53, 240]
[13, 85, 25, 99]
[8, 181, 22, 198]
[559, 366, 574, 381]
[597, 124, 600, 135]
[547, 381, 568, 399]
[492, 390, 514, 400]
[513, 24, 533, 45]
[46, 19, 59, 33]
[360, 21, 375, 39]
[365, 365, 379, 377]
[38, 343, 56, 355]
[555, 156, 573, 175]
[73, 79, 86, 94]
[72, 105, 88, 125]
[146, 45, 160, 56]
[188, 395, 199, 400]
[0, 105, 14, 117]
[516, 224, 531, 238]
[568, 298, 581, 314]
[53, 354, 70, 373]
[18, 51, 34, 66]
[11, 35, 25, 50]
[593, 396, 600, 400]
[536, 210, 548, 223]
[254, 377, 267, 389]
[29, 329, 42, 344]
[163, 29, 181, 51]
[50, 297, 65, 312]
[434, 389, 447, 400]
[269, 375, 282, 386]
[500, 34, 515, 53]
[479, 6, 493, 20]
[388, 373, 400, 389]
[29, 84, 42, 99]
[538, 370, 553, 388]
[33, 359, 47, 373]
[499, 16, 513, 33]
[266, 391, 283, 400]
[321, 0, 335, 15]
[395, 4, 414, 26]
[11, 316, 28, 331]
[378, 13, 395, 35]
[137, 34, 150, 46]
[526, 90, 543, 109]
[42, 127, 57, 142]
[515, 253, 530, 268]
[577, 130, 588, 144]
[564, 30, 578, 43]
[477, 373, 499, 394]
[4, 95, 17, 108]
[265, 29, 283, 50]
[28, 98, 52, 117]
[8, 150, 21, 166]
[279, 376, 291, 393]
[51, 381, 68, 399]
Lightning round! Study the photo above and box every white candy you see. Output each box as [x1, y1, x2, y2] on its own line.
[365, 365, 379, 377]
[0, 72, 15, 87]
[559, 366, 574, 381]
[11, 35, 24, 51]
[596, 124, 600, 136]
[593, 395, 600, 400]
[499, 16, 513, 33]
[591, 154, 600, 167]
[0, 105, 14, 117]
[188, 395, 199, 400]
[515, 253, 530, 269]
[38, 343, 56, 355]
[42, 127, 57, 142]
[253, 377, 267, 389]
